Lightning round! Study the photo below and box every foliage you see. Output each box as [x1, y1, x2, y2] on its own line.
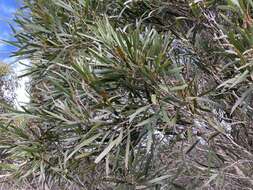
[1, 0, 253, 189]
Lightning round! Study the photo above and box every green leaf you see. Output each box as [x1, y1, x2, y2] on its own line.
[65, 133, 101, 163]
[231, 87, 253, 114]
[95, 129, 123, 164]
[128, 105, 151, 123]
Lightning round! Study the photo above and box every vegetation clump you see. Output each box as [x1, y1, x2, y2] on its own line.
[1, 0, 253, 189]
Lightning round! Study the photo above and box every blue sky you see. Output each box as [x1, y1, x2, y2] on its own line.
[0, 0, 21, 61]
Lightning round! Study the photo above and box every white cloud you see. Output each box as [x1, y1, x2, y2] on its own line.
[3, 57, 16, 64]
[14, 60, 30, 110]
[0, 43, 5, 48]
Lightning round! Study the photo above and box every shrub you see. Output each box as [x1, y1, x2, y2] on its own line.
[1, 0, 253, 189]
